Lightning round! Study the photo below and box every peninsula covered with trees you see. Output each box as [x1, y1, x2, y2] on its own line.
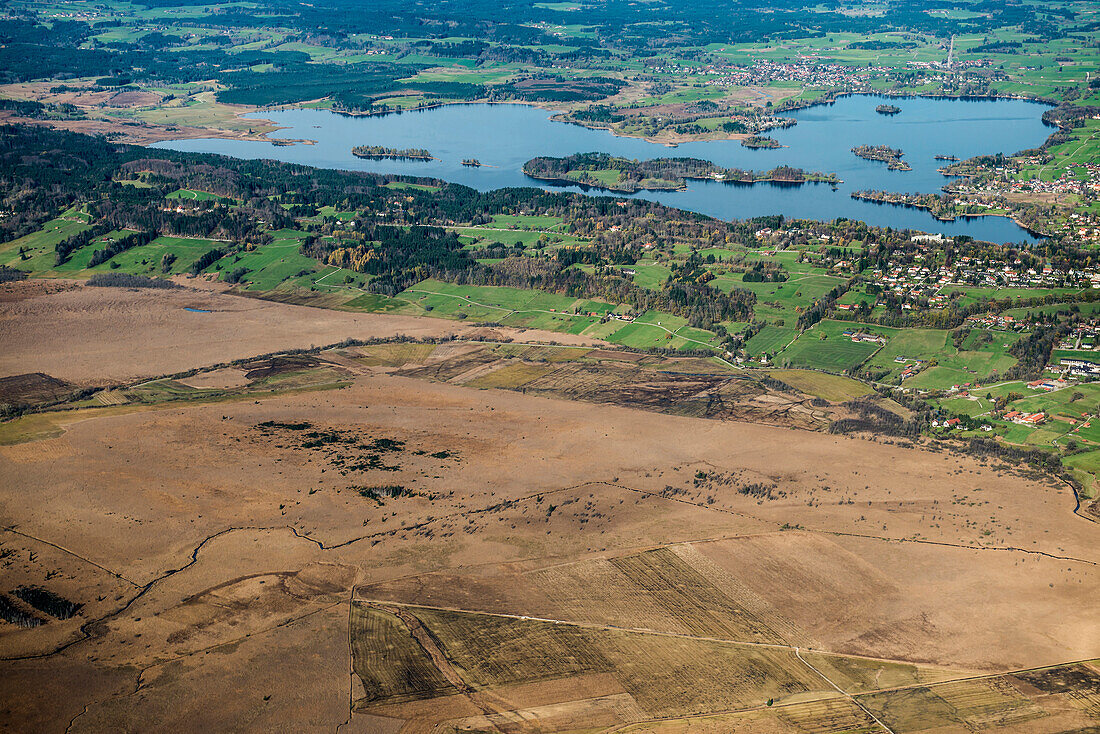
[522, 153, 839, 192]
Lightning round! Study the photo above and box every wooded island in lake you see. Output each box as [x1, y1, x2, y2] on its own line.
[351, 145, 434, 160]
[875, 104, 902, 115]
[740, 135, 782, 149]
[852, 144, 911, 170]
[523, 152, 839, 192]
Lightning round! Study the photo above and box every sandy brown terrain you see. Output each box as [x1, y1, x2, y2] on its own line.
[0, 287, 1096, 733]
[0, 280, 604, 385]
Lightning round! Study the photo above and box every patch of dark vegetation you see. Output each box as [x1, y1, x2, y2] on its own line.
[691, 470, 787, 502]
[737, 482, 783, 500]
[369, 438, 405, 452]
[0, 265, 27, 283]
[963, 437, 1062, 471]
[1013, 664, 1100, 694]
[12, 586, 81, 620]
[301, 430, 347, 448]
[87, 272, 178, 289]
[252, 421, 430, 476]
[0, 594, 42, 628]
[356, 485, 408, 502]
[243, 355, 321, 381]
[256, 420, 313, 431]
[0, 372, 72, 409]
[758, 375, 799, 394]
[829, 397, 923, 437]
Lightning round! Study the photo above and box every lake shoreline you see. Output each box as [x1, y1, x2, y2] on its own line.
[850, 191, 1050, 238]
[152, 96, 1052, 244]
[250, 91, 1058, 148]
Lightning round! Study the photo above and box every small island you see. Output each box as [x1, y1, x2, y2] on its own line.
[934, 154, 960, 161]
[351, 145, 434, 160]
[522, 152, 839, 193]
[852, 144, 911, 171]
[875, 104, 902, 115]
[741, 135, 782, 149]
[461, 159, 483, 167]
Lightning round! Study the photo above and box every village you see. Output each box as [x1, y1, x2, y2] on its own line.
[824, 250, 1100, 312]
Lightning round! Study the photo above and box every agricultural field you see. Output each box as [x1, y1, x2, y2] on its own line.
[864, 327, 1021, 389]
[766, 369, 875, 402]
[374, 280, 725, 350]
[771, 320, 884, 372]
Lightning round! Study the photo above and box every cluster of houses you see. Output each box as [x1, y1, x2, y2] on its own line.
[845, 254, 1100, 312]
[1002, 411, 1048, 426]
[946, 160, 1100, 246]
[1058, 358, 1100, 378]
[707, 60, 881, 90]
[1007, 163, 1100, 198]
[876, 256, 1097, 294]
[1027, 378, 1068, 392]
[1056, 324, 1100, 352]
[964, 313, 1023, 331]
[895, 357, 925, 380]
[841, 329, 886, 344]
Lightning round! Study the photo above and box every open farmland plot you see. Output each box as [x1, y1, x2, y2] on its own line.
[457, 226, 584, 249]
[746, 325, 798, 358]
[370, 605, 831, 718]
[224, 234, 323, 291]
[716, 273, 842, 325]
[607, 547, 790, 642]
[165, 188, 232, 203]
[346, 342, 439, 368]
[766, 369, 874, 402]
[465, 361, 558, 388]
[409, 608, 612, 688]
[865, 327, 1020, 387]
[777, 324, 882, 372]
[630, 262, 672, 290]
[349, 605, 458, 707]
[0, 217, 92, 272]
[90, 235, 225, 275]
[595, 630, 825, 716]
[856, 677, 1047, 732]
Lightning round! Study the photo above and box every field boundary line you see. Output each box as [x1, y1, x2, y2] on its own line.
[2, 526, 139, 586]
[796, 646, 896, 734]
[353, 597, 1100, 702]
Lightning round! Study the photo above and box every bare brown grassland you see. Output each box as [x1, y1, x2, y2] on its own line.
[0, 284, 1096, 733]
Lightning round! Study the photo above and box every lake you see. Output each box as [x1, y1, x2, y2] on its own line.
[152, 95, 1054, 243]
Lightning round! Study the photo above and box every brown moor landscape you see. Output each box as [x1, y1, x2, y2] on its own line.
[0, 279, 1096, 733]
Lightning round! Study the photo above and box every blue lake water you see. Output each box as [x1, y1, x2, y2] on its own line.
[152, 95, 1054, 243]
